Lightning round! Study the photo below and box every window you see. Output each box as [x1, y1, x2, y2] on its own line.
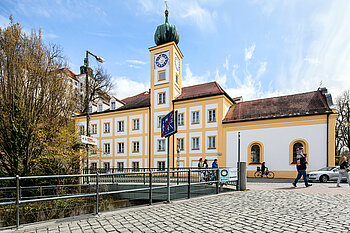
[158, 161, 166, 171]
[178, 113, 184, 126]
[91, 124, 97, 134]
[248, 142, 264, 165]
[117, 121, 124, 132]
[103, 162, 110, 170]
[91, 162, 97, 170]
[158, 70, 166, 81]
[176, 74, 179, 84]
[251, 145, 260, 164]
[158, 92, 166, 104]
[91, 146, 97, 154]
[208, 109, 216, 122]
[289, 139, 308, 165]
[177, 138, 184, 151]
[158, 116, 164, 128]
[117, 142, 124, 153]
[133, 119, 140, 130]
[104, 123, 110, 133]
[208, 136, 216, 149]
[104, 143, 110, 154]
[111, 102, 116, 110]
[192, 111, 200, 124]
[132, 162, 140, 171]
[89, 106, 92, 113]
[192, 137, 200, 150]
[132, 141, 140, 153]
[98, 104, 102, 112]
[79, 125, 85, 135]
[117, 162, 124, 171]
[158, 139, 165, 151]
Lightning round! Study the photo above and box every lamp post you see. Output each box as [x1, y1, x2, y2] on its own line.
[85, 50, 104, 171]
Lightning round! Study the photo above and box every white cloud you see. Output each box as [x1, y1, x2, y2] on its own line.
[126, 59, 147, 65]
[215, 69, 227, 88]
[110, 76, 149, 100]
[182, 64, 210, 87]
[304, 57, 320, 65]
[223, 56, 229, 71]
[245, 43, 255, 62]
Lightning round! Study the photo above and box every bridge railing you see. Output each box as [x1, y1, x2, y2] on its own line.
[0, 167, 237, 230]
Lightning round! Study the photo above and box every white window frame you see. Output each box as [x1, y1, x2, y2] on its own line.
[158, 92, 166, 105]
[208, 136, 216, 149]
[91, 124, 97, 134]
[104, 143, 111, 154]
[117, 162, 124, 171]
[132, 141, 140, 153]
[111, 102, 116, 110]
[133, 119, 140, 130]
[192, 137, 200, 150]
[132, 161, 140, 171]
[117, 142, 124, 153]
[157, 161, 166, 171]
[103, 162, 110, 170]
[192, 111, 200, 124]
[208, 109, 216, 122]
[98, 104, 102, 112]
[158, 70, 166, 81]
[158, 116, 164, 128]
[158, 139, 165, 152]
[117, 121, 124, 132]
[178, 113, 184, 126]
[104, 122, 110, 133]
[177, 138, 184, 151]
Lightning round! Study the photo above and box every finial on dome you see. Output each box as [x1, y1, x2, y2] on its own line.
[154, 0, 179, 46]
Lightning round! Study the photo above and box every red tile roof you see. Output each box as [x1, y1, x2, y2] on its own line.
[174, 81, 234, 103]
[60, 68, 78, 81]
[223, 91, 333, 123]
[117, 91, 150, 111]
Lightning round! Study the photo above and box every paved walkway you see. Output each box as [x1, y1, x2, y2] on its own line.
[5, 182, 350, 233]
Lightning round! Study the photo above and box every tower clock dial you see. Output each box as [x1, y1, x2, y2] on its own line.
[155, 53, 169, 68]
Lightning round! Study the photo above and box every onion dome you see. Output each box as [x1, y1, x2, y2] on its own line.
[154, 10, 179, 46]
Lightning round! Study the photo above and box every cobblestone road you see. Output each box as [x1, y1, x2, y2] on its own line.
[6, 183, 350, 233]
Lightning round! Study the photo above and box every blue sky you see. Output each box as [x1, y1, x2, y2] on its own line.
[1, 0, 350, 101]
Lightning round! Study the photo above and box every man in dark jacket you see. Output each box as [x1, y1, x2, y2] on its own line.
[292, 147, 312, 187]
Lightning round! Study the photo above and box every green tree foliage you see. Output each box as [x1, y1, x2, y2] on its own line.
[0, 18, 79, 176]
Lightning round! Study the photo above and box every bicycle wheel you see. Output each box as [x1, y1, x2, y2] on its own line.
[267, 171, 275, 179]
[254, 171, 262, 178]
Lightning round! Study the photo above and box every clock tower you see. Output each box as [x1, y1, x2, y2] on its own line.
[149, 9, 183, 169]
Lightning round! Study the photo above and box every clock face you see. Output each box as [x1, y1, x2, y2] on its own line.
[155, 53, 169, 68]
[175, 56, 180, 72]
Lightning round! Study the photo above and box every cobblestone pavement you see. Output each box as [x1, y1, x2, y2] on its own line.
[5, 183, 350, 233]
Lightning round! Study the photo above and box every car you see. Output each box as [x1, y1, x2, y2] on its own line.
[307, 166, 350, 183]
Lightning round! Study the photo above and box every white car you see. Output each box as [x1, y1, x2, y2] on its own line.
[307, 166, 350, 183]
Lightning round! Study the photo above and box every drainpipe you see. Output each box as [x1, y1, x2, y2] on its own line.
[326, 113, 329, 167]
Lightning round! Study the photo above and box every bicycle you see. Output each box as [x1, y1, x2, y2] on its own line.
[254, 166, 275, 178]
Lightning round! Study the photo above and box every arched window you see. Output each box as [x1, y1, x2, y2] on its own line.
[248, 142, 264, 164]
[289, 139, 308, 165]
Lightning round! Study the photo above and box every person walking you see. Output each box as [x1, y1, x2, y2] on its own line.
[212, 159, 218, 179]
[203, 159, 209, 180]
[292, 147, 312, 187]
[198, 158, 203, 182]
[336, 156, 350, 187]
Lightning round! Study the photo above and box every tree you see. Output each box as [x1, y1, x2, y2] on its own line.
[78, 65, 113, 113]
[335, 90, 350, 158]
[0, 18, 77, 176]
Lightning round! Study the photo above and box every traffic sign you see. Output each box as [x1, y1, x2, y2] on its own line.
[161, 110, 178, 137]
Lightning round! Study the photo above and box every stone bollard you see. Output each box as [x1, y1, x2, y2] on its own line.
[238, 162, 247, 191]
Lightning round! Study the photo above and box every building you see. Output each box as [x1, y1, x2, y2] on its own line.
[75, 10, 337, 178]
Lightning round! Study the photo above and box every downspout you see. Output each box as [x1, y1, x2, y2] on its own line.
[149, 105, 151, 169]
[326, 113, 329, 167]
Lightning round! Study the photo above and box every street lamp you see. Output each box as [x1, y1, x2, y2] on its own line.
[85, 50, 104, 170]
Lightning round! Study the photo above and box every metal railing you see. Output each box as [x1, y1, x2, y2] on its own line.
[0, 167, 237, 230]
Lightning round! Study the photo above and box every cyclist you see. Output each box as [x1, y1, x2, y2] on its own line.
[261, 162, 266, 178]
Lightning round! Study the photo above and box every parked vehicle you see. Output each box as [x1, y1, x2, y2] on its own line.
[307, 166, 350, 183]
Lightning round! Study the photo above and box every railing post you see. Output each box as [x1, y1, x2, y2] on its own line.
[95, 172, 99, 215]
[143, 169, 146, 185]
[16, 175, 20, 229]
[149, 171, 152, 205]
[216, 168, 219, 194]
[187, 169, 191, 199]
[177, 167, 179, 185]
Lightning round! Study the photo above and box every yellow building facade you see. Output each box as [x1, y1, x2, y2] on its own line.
[75, 11, 337, 178]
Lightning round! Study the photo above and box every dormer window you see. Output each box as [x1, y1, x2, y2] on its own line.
[89, 106, 92, 113]
[98, 104, 102, 112]
[111, 102, 115, 110]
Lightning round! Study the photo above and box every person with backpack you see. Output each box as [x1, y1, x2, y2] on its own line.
[292, 147, 312, 187]
[336, 156, 350, 187]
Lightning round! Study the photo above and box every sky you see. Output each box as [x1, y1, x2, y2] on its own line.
[1, 0, 350, 102]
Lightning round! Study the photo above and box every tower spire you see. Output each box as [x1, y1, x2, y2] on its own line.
[165, 0, 169, 23]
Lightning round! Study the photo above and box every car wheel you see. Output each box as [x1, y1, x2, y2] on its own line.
[319, 175, 328, 183]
